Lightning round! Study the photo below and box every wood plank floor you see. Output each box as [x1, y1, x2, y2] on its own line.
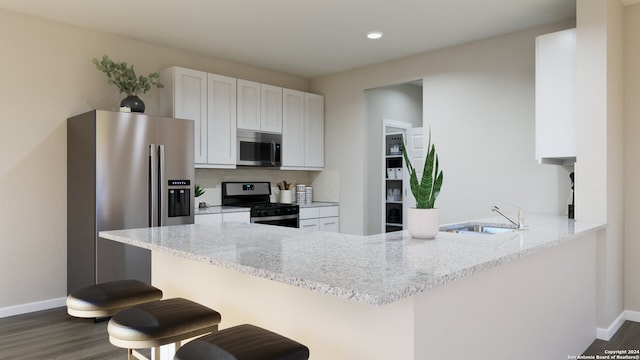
[1, 306, 638, 359]
[583, 320, 640, 356]
[0, 307, 126, 359]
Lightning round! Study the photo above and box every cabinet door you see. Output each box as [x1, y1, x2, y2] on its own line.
[282, 89, 305, 167]
[207, 74, 237, 167]
[299, 218, 320, 231]
[261, 84, 283, 133]
[195, 213, 222, 225]
[319, 217, 339, 232]
[319, 206, 339, 218]
[299, 207, 320, 220]
[172, 67, 208, 164]
[535, 28, 576, 163]
[304, 93, 324, 168]
[237, 79, 261, 131]
[222, 211, 250, 223]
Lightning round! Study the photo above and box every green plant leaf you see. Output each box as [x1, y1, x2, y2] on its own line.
[91, 54, 164, 95]
[401, 128, 444, 209]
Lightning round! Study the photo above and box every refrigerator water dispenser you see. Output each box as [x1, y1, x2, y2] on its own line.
[168, 188, 190, 217]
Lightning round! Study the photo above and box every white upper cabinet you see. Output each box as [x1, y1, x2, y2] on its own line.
[237, 79, 260, 131]
[237, 80, 282, 133]
[160, 67, 208, 163]
[261, 84, 283, 133]
[206, 73, 237, 167]
[304, 93, 324, 168]
[282, 89, 305, 167]
[282, 89, 324, 170]
[535, 28, 576, 165]
[160, 66, 237, 168]
[161, 66, 322, 170]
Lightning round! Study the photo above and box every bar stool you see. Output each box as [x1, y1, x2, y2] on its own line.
[173, 324, 310, 360]
[108, 297, 222, 360]
[66, 279, 163, 319]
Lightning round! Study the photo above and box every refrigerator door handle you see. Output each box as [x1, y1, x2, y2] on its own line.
[149, 144, 158, 227]
[158, 144, 166, 227]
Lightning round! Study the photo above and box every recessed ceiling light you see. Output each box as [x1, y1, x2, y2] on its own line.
[367, 31, 383, 40]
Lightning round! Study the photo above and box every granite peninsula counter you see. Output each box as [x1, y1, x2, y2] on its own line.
[99, 215, 605, 359]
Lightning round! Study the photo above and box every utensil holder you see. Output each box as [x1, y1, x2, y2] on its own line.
[280, 190, 294, 204]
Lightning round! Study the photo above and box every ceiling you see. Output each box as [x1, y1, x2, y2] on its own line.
[0, 0, 636, 78]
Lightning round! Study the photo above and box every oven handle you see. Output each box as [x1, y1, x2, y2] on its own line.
[251, 214, 299, 222]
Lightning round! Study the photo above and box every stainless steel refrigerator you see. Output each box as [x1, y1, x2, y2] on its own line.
[67, 110, 194, 294]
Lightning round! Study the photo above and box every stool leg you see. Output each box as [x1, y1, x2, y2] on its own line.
[151, 346, 161, 360]
[131, 349, 149, 360]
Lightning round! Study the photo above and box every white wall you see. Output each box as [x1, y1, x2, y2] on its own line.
[576, 0, 625, 330]
[0, 9, 309, 310]
[624, 3, 640, 314]
[312, 21, 575, 235]
[365, 84, 422, 235]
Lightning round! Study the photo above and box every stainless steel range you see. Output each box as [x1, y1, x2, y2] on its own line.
[221, 182, 299, 228]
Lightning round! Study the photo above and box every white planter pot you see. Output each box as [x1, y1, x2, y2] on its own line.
[407, 207, 440, 239]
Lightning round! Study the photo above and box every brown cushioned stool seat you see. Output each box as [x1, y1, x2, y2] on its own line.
[108, 297, 222, 359]
[66, 279, 163, 318]
[173, 324, 310, 360]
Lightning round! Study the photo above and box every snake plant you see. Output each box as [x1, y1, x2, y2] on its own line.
[194, 184, 205, 198]
[401, 131, 444, 209]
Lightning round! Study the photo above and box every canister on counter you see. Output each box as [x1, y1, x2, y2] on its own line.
[305, 186, 313, 205]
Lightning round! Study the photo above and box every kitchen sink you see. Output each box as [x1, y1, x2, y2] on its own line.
[440, 222, 517, 235]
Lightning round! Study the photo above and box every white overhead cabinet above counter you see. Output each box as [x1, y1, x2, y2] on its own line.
[535, 28, 576, 165]
[160, 67, 237, 169]
[160, 66, 324, 170]
[281, 89, 324, 170]
[237, 80, 283, 133]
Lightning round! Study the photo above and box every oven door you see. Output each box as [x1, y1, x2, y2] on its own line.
[251, 214, 299, 228]
[237, 130, 281, 167]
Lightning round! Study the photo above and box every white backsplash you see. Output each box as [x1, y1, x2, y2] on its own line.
[195, 168, 338, 206]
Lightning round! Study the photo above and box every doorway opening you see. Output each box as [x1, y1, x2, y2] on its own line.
[364, 80, 423, 235]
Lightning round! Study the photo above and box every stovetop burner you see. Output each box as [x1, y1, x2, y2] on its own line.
[221, 182, 299, 218]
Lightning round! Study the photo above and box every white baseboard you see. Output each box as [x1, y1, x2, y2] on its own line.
[596, 310, 640, 341]
[0, 297, 66, 318]
[625, 309, 640, 323]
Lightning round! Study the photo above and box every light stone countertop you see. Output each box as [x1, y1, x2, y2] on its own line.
[99, 214, 605, 306]
[194, 205, 251, 215]
[194, 202, 337, 215]
[298, 201, 339, 208]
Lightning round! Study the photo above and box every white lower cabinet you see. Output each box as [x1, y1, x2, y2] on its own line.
[195, 211, 250, 225]
[222, 211, 250, 223]
[195, 213, 222, 225]
[319, 217, 339, 232]
[299, 206, 339, 233]
[299, 218, 320, 231]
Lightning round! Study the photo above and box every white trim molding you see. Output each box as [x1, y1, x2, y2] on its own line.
[596, 310, 640, 340]
[624, 309, 640, 323]
[0, 297, 66, 318]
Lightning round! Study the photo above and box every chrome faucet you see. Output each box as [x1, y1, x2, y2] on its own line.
[491, 205, 525, 230]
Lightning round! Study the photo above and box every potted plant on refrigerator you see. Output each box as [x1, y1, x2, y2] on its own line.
[402, 131, 444, 239]
[92, 54, 163, 113]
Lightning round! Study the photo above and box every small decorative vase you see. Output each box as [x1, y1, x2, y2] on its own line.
[120, 95, 145, 113]
[194, 197, 200, 210]
[407, 207, 440, 239]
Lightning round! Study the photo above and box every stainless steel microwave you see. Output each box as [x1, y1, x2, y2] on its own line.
[237, 130, 282, 167]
